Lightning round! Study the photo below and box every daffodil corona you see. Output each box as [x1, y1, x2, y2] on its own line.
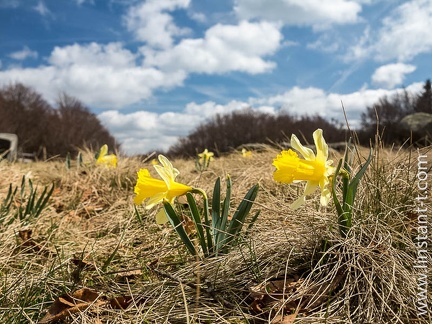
[134, 155, 193, 224]
[96, 144, 117, 167]
[273, 129, 335, 209]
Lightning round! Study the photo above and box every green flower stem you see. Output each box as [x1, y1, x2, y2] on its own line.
[191, 188, 213, 253]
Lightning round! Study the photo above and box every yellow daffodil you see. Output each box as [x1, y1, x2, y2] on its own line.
[272, 129, 335, 209]
[150, 159, 158, 165]
[96, 144, 117, 167]
[134, 154, 193, 224]
[242, 148, 252, 158]
[198, 149, 214, 164]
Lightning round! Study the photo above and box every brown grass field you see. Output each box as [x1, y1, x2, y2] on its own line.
[0, 143, 431, 323]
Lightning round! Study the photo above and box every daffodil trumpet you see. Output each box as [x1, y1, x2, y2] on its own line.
[134, 154, 195, 224]
[272, 129, 335, 209]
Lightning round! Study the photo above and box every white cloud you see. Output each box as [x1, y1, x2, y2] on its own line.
[250, 84, 423, 126]
[188, 11, 207, 23]
[371, 63, 416, 89]
[0, 42, 186, 108]
[124, 0, 191, 48]
[8, 46, 38, 60]
[75, 0, 94, 5]
[346, 0, 432, 62]
[234, 0, 362, 29]
[374, 0, 432, 61]
[98, 109, 203, 154]
[99, 83, 425, 155]
[49, 42, 136, 67]
[33, 1, 51, 16]
[307, 37, 339, 53]
[143, 20, 282, 74]
[0, 19, 281, 110]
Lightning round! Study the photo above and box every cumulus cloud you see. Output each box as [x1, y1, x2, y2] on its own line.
[346, 0, 432, 62]
[0, 42, 186, 107]
[99, 83, 424, 155]
[142, 20, 282, 74]
[234, 0, 362, 29]
[374, 0, 432, 61]
[8, 46, 38, 60]
[124, 0, 191, 49]
[0, 19, 282, 109]
[371, 63, 416, 89]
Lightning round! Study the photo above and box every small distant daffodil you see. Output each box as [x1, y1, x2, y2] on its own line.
[96, 144, 117, 167]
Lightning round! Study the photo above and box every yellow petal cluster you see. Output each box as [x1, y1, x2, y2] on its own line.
[134, 155, 193, 224]
[272, 129, 335, 209]
[242, 148, 252, 158]
[96, 144, 117, 167]
[198, 149, 214, 164]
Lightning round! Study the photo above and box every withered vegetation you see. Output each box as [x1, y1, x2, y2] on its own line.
[0, 144, 431, 323]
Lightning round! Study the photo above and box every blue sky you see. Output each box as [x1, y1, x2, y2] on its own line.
[1, 0, 431, 155]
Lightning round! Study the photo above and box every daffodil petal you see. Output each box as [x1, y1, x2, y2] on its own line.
[290, 195, 306, 210]
[319, 177, 331, 206]
[320, 188, 331, 206]
[155, 208, 168, 224]
[313, 129, 328, 162]
[291, 134, 315, 160]
[154, 164, 172, 187]
[134, 169, 167, 204]
[158, 155, 180, 179]
[99, 154, 117, 167]
[146, 192, 168, 209]
[99, 144, 108, 158]
[304, 181, 319, 196]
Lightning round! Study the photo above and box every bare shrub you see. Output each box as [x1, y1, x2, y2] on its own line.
[0, 83, 117, 158]
[168, 109, 347, 157]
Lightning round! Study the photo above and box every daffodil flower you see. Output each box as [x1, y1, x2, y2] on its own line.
[242, 148, 252, 158]
[134, 155, 193, 224]
[272, 129, 335, 209]
[198, 149, 214, 165]
[96, 144, 117, 167]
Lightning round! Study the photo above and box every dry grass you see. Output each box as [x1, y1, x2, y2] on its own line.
[0, 145, 431, 323]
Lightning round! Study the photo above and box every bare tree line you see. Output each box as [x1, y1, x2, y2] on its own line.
[0, 83, 118, 159]
[1, 79, 431, 159]
[168, 79, 432, 157]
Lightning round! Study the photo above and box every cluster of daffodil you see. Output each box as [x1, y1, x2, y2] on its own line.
[133, 129, 372, 258]
[272, 129, 372, 238]
[195, 149, 214, 172]
[134, 155, 259, 257]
